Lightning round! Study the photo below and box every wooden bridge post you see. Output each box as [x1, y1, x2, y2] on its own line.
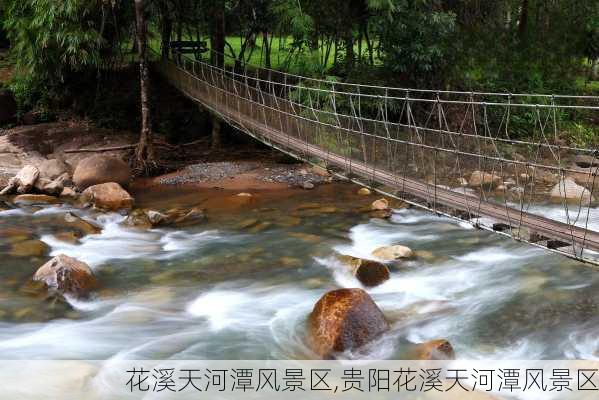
[211, 112, 222, 150]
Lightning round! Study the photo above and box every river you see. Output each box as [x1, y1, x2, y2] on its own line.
[0, 182, 598, 364]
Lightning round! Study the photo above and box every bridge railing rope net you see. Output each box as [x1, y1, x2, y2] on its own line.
[153, 48, 599, 265]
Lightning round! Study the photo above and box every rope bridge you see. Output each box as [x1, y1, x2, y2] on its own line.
[153, 49, 599, 265]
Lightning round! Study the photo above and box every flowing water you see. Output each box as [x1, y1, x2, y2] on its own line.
[1, 183, 598, 364]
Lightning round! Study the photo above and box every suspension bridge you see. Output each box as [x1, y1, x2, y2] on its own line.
[153, 49, 599, 265]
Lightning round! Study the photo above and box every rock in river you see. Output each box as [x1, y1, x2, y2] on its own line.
[371, 198, 390, 211]
[408, 339, 455, 360]
[550, 177, 595, 206]
[13, 194, 59, 205]
[468, 171, 502, 189]
[33, 255, 98, 298]
[308, 288, 389, 358]
[73, 155, 131, 190]
[64, 212, 102, 235]
[371, 245, 414, 261]
[0, 165, 40, 195]
[81, 182, 134, 211]
[337, 255, 390, 287]
[10, 240, 49, 258]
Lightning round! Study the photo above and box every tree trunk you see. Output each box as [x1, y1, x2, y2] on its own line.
[159, 2, 173, 59]
[211, 1, 226, 68]
[592, 58, 599, 81]
[211, 114, 222, 150]
[517, 0, 529, 43]
[345, 31, 354, 71]
[263, 31, 271, 68]
[134, 0, 155, 172]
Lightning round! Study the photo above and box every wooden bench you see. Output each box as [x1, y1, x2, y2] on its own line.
[170, 41, 208, 60]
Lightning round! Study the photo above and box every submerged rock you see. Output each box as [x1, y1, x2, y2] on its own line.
[13, 194, 59, 205]
[167, 206, 206, 227]
[337, 255, 390, 287]
[308, 288, 389, 358]
[372, 245, 414, 261]
[64, 212, 102, 235]
[53, 231, 82, 244]
[33, 255, 98, 298]
[73, 155, 131, 190]
[409, 339, 455, 360]
[10, 240, 49, 258]
[81, 182, 134, 210]
[236, 218, 259, 229]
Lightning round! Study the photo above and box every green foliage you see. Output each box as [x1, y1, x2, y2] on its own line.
[3, 0, 105, 107]
[376, 1, 456, 86]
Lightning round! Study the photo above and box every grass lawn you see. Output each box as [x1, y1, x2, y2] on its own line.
[149, 34, 381, 77]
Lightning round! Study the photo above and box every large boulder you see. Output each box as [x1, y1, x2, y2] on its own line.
[0, 165, 40, 195]
[550, 177, 595, 206]
[308, 288, 389, 358]
[0, 89, 17, 124]
[33, 255, 98, 297]
[372, 245, 414, 261]
[81, 182, 134, 210]
[38, 158, 72, 180]
[73, 155, 131, 190]
[469, 171, 502, 189]
[337, 255, 390, 287]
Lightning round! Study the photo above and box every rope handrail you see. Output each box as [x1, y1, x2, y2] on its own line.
[164, 50, 599, 154]
[167, 46, 599, 102]
[163, 49, 599, 111]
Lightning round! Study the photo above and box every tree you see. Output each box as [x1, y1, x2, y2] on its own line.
[3, 0, 104, 86]
[375, 0, 457, 86]
[133, 0, 155, 171]
[210, 0, 225, 68]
